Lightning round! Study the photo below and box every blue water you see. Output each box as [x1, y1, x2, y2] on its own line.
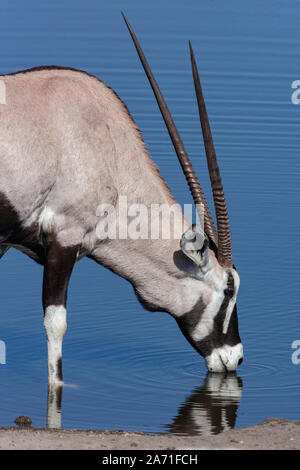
[0, 0, 299, 435]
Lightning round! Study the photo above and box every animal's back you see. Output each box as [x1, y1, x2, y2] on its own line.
[0, 67, 173, 243]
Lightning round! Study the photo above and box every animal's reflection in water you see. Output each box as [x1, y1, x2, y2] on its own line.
[46, 372, 243, 433]
[47, 384, 63, 429]
[168, 373, 243, 436]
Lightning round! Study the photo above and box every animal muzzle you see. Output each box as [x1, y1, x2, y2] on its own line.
[205, 343, 244, 373]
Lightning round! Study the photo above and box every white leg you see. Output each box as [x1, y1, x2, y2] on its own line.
[44, 305, 66, 385]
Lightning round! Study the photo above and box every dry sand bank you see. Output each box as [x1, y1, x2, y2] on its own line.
[0, 418, 299, 450]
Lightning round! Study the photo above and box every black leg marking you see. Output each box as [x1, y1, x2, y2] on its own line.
[56, 357, 63, 383]
[43, 240, 79, 310]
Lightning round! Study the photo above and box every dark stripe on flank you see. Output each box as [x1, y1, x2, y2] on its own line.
[0, 192, 20, 237]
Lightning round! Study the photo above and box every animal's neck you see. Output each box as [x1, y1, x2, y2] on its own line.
[86, 141, 222, 316]
[91, 235, 192, 316]
[90, 231, 222, 318]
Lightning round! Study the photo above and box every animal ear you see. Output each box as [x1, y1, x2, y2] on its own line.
[180, 224, 209, 268]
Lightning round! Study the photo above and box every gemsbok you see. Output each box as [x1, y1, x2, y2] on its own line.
[0, 14, 243, 386]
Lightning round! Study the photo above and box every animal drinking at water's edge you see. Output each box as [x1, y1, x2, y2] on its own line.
[0, 14, 243, 386]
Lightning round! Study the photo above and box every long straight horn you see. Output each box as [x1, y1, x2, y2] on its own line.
[122, 13, 217, 244]
[189, 41, 232, 268]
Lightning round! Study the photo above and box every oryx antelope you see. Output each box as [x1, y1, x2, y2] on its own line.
[0, 14, 243, 385]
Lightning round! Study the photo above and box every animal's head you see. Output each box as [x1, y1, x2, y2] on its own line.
[123, 14, 243, 372]
[177, 224, 242, 372]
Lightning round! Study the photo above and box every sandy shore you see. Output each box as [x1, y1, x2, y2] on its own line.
[0, 418, 299, 450]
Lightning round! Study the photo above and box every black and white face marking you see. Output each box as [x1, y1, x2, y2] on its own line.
[177, 269, 243, 373]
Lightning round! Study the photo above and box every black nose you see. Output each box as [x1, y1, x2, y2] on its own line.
[238, 357, 243, 366]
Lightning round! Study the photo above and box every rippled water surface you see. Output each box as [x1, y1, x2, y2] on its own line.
[0, 0, 299, 435]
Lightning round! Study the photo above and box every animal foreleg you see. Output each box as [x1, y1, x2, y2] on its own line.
[42, 240, 78, 385]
